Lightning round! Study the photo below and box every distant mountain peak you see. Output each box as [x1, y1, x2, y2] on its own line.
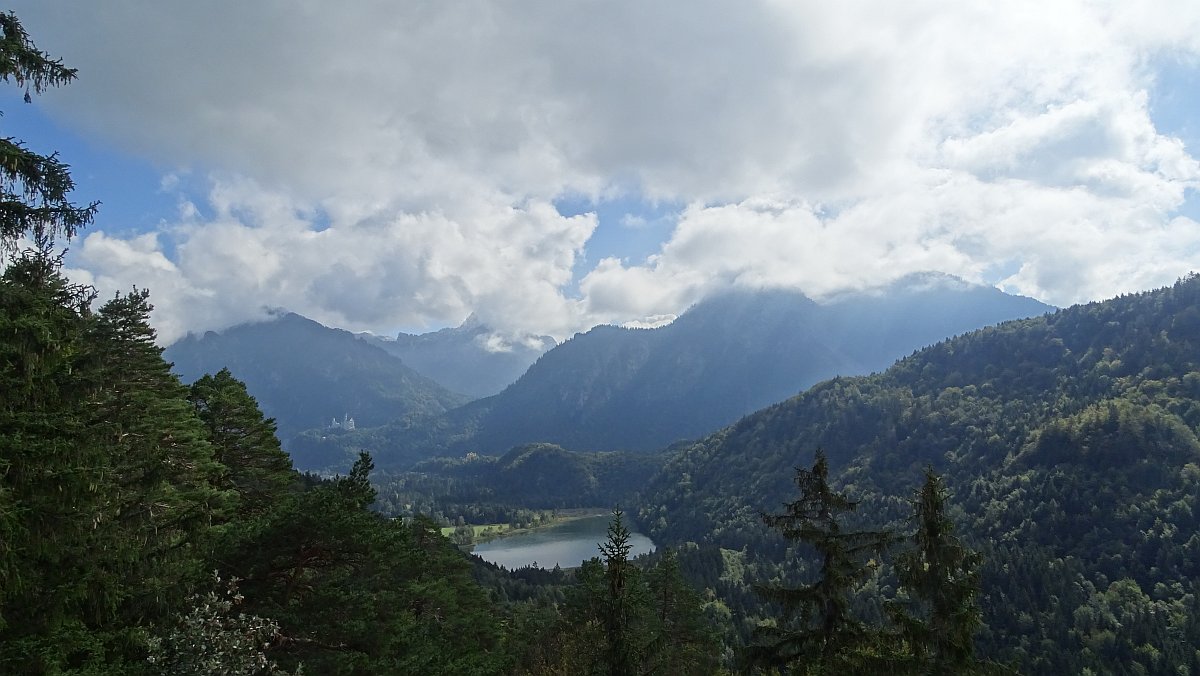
[887, 270, 975, 291]
[459, 312, 486, 331]
[366, 317, 554, 399]
[343, 278, 1056, 465]
[163, 312, 468, 446]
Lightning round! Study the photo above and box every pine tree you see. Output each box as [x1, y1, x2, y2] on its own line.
[887, 469, 998, 675]
[597, 508, 643, 676]
[555, 509, 653, 675]
[0, 268, 231, 671]
[0, 17, 102, 665]
[644, 548, 721, 675]
[188, 368, 295, 517]
[0, 18, 108, 666]
[746, 449, 895, 674]
[79, 289, 230, 662]
[0, 254, 108, 671]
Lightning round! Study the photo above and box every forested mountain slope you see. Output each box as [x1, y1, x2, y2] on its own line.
[165, 312, 468, 439]
[372, 443, 666, 521]
[635, 274, 1200, 674]
[310, 275, 1051, 469]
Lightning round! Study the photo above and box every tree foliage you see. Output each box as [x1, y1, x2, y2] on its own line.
[145, 573, 293, 676]
[637, 274, 1200, 675]
[188, 368, 295, 517]
[0, 12, 96, 251]
[746, 450, 895, 674]
[887, 469, 1000, 675]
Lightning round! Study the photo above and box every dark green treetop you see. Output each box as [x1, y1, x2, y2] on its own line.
[887, 469, 1006, 675]
[188, 368, 295, 517]
[747, 449, 896, 674]
[597, 508, 644, 676]
[643, 547, 721, 675]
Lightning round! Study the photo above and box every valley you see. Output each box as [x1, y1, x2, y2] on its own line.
[5, 8, 1200, 673]
[146, 272, 1200, 673]
[345, 274, 1199, 674]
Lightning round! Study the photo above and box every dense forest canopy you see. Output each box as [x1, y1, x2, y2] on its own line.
[635, 274, 1200, 674]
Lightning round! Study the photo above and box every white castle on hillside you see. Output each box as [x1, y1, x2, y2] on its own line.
[329, 413, 356, 431]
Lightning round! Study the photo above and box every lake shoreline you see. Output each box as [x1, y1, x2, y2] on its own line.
[470, 512, 656, 571]
[443, 507, 614, 547]
[475, 507, 612, 545]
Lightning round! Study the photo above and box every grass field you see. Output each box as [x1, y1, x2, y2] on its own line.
[439, 523, 513, 538]
[439, 509, 611, 545]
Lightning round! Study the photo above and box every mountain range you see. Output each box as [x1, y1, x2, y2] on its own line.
[164, 312, 469, 439]
[299, 274, 1053, 468]
[359, 315, 553, 399]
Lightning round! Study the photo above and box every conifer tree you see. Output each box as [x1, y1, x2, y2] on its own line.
[556, 509, 656, 675]
[188, 368, 295, 517]
[887, 469, 996, 675]
[644, 548, 721, 675]
[0, 17, 228, 668]
[0, 269, 231, 670]
[746, 449, 894, 674]
[0, 12, 96, 251]
[597, 508, 643, 676]
[0, 254, 107, 671]
[83, 290, 229, 655]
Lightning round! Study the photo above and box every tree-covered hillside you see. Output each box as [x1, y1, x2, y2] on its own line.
[636, 274, 1200, 675]
[372, 443, 666, 521]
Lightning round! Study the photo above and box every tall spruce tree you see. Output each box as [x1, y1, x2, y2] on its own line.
[596, 508, 643, 676]
[0, 254, 108, 672]
[0, 17, 233, 669]
[0, 22, 100, 659]
[887, 469, 997, 675]
[746, 449, 895, 674]
[0, 270, 231, 671]
[556, 509, 654, 675]
[86, 290, 229, 622]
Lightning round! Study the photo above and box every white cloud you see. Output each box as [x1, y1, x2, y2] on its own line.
[69, 179, 596, 344]
[619, 214, 649, 229]
[10, 1, 1200, 341]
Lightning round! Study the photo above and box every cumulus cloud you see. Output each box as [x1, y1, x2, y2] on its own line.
[69, 178, 596, 344]
[11, 0, 1200, 341]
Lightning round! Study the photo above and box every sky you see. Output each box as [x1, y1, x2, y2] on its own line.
[5, 1, 1200, 345]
